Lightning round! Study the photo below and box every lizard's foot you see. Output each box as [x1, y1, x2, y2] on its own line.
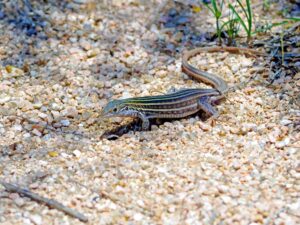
[198, 96, 219, 118]
[141, 120, 150, 131]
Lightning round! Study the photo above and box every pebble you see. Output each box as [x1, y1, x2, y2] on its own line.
[73, 149, 81, 157]
[51, 110, 60, 120]
[60, 119, 70, 126]
[275, 137, 290, 148]
[30, 214, 42, 225]
[32, 129, 42, 137]
[50, 102, 62, 111]
[48, 151, 59, 157]
[13, 124, 23, 131]
[230, 64, 240, 73]
[87, 48, 100, 58]
[133, 213, 143, 221]
[61, 107, 78, 118]
[14, 197, 26, 207]
[280, 119, 292, 126]
[0, 95, 10, 104]
[240, 58, 253, 67]
[38, 112, 48, 119]
[80, 40, 92, 51]
[198, 122, 210, 131]
[33, 102, 43, 109]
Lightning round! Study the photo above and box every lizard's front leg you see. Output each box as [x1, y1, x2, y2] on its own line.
[197, 96, 219, 118]
[136, 112, 150, 130]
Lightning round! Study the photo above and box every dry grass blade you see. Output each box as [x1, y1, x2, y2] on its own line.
[0, 181, 88, 223]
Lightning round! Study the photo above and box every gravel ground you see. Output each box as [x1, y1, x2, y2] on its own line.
[0, 0, 299, 224]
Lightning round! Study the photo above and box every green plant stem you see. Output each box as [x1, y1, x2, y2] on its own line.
[216, 19, 221, 45]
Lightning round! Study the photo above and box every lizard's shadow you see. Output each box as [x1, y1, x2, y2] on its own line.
[100, 111, 212, 140]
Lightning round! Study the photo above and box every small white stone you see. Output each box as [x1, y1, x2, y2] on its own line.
[50, 102, 61, 111]
[61, 152, 69, 158]
[240, 58, 253, 67]
[280, 119, 292, 126]
[122, 91, 132, 98]
[61, 107, 78, 118]
[133, 213, 143, 221]
[14, 197, 25, 207]
[38, 113, 48, 119]
[231, 64, 240, 73]
[73, 149, 81, 157]
[13, 124, 23, 131]
[0, 95, 11, 104]
[23, 133, 31, 138]
[30, 214, 42, 225]
[102, 145, 111, 153]
[33, 102, 43, 109]
[275, 138, 290, 148]
[32, 129, 42, 137]
[51, 111, 60, 120]
[229, 188, 240, 197]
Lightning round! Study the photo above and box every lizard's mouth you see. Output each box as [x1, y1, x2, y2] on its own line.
[101, 112, 135, 118]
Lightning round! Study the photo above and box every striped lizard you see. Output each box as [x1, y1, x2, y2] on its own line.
[101, 46, 264, 130]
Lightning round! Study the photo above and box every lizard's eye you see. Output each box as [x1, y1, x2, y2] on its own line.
[113, 107, 118, 112]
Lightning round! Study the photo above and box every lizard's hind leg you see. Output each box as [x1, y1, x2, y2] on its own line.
[197, 96, 219, 118]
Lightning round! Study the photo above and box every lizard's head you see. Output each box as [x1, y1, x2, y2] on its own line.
[101, 99, 131, 118]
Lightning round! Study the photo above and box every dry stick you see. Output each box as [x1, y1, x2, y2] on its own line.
[0, 181, 88, 223]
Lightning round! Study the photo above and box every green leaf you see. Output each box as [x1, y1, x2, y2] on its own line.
[229, 4, 248, 33]
[286, 17, 300, 21]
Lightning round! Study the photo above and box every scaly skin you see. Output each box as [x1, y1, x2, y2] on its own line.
[101, 46, 265, 130]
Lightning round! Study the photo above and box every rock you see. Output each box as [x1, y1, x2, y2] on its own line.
[48, 151, 59, 157]
[87, 48, 100, 58]
[5, 65, 24, 77]
[280, 119, 292, 126]
[14, 197, 25, 207]
[231, 64, 240, 73]
[50, 102, 62, 111]
[73, 149, 81, 157]
[32, 129, 42, 137]
[80, 39, 92, 51]
[51, 110, 60, 120]
[38, 113, 48, 119]
[61, 107, 78, 118]
[60, 119, 70, 126]
[275, 138, 290, 148]
[0, 94, 10, 104]
[30, 214, 42, 225]
[33, 101, 43, 109]
[240, 58, 253, 67]
[13, 124, 23, 132]
[133, 213, 143, 221]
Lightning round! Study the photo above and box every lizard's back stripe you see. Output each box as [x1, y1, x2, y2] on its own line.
[121, 89, 218, 107]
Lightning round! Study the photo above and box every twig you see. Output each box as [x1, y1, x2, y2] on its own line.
[0, 181, 88, 223]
